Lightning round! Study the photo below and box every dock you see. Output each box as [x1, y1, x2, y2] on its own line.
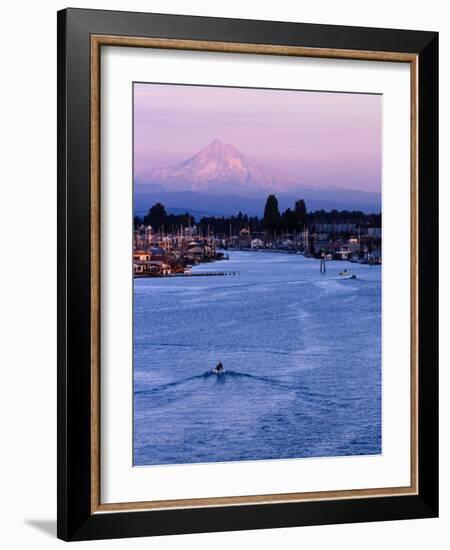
[135, 271, 240, 279]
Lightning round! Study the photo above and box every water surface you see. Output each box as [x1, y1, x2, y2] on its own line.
[133, 251, 381, 466]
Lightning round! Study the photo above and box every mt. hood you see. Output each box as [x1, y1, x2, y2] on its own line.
[137, 138, 305, 195]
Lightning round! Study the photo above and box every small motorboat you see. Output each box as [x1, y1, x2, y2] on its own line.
[212, 362, 225, 375]
[339, 269, 356, 280]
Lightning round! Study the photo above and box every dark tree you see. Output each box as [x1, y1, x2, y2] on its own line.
[133, 216, 143, 228]
[294, 199, 307, 228]
[165, 212, 195, 229]
[145, 202, 167, 231]
[263, 195, 281, 233]
[281, 208, 297, 232]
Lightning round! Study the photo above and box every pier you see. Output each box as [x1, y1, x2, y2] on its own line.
[135, 270, 240, 279]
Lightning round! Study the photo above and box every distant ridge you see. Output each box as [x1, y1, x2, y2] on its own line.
[134, 191, 381, 219]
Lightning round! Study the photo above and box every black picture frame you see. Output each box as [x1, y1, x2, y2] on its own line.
[57, 7, 438, 541]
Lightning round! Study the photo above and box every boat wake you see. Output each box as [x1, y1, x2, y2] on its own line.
[135, 370, 361, 411]
[134, 373, 368, 434]
[135, 370, 282, 393]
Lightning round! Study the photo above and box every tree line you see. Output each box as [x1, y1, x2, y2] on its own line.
[134, 195, 380, 235]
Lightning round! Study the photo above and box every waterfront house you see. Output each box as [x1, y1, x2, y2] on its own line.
[133, 250, 152, 275]
[134, 251, 151, 262]
[134, 261, 148, 274]
[134, 259, 172, 276]
[334, 244, 352, 260]
[251, 238, 264, 249]
[185, 244, 205, 262]
[148, 246, 166, 261]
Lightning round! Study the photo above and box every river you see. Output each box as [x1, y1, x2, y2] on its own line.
[133, 251, 381, 466]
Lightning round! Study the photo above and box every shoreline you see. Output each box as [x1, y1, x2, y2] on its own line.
[225, 247, 382, 265]
[133, 249, 380, 280]
[134, 270, 239, 279]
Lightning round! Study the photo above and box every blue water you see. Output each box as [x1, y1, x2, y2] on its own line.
[133, 251, 381, 466]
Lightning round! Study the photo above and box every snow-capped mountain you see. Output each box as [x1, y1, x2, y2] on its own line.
[137, 138, 303, 195]
[135, 138, 381, 214]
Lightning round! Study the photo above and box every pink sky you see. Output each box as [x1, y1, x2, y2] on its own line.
[134, 83, 382, 193]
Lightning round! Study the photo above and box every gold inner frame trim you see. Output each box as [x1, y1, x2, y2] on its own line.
[90, 34, 419, 514]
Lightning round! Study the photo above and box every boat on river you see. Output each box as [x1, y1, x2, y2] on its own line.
[339, 269, 357, 280]
[212, 362, 225, 375]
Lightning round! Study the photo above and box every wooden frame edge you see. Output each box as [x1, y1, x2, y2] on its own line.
[89, 34, 419, 514]
[94, 485, 418, 514]
[91, 34, 417, 62]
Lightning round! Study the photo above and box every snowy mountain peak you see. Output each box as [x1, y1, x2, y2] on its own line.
[191, 138, 244, 165]
[200, 138, 239, 156]
[138, 139, 300, 195]
[206, 137, 228, 149]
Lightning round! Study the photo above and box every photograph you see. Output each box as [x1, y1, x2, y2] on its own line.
[132, 82, 383, 467]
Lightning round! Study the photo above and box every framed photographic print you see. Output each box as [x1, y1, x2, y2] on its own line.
[57, 8, 438, 541]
